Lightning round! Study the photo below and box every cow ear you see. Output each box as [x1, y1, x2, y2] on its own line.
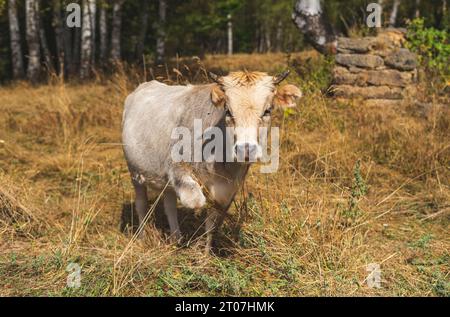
[273, 84, 302, 109]
[211, 84, 226, 107]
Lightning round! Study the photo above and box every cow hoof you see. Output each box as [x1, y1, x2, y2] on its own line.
[168, 231, 182, 245]
[179, 186, 206, 209]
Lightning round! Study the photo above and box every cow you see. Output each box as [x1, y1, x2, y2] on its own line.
[122, 70, 302, 254]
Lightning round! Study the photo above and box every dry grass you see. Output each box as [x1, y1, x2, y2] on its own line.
[0, 52, 449, 296]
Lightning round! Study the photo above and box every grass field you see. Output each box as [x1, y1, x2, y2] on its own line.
[0, 52, 449, 296]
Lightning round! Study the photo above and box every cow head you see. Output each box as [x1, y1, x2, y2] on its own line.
[209, 70, 302, 162]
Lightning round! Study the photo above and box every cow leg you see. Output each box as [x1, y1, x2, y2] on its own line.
[163, 189, 181, 243]
[169, 167, 206, 210]
[132, 181, 149, 231]
[205, 210, 225, 255]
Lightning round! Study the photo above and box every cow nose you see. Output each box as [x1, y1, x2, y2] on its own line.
[235, 143, 258, 162]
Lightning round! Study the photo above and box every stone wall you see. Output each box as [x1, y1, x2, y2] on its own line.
[331, 29, 418, 103]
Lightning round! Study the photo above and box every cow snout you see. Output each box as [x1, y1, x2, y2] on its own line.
[235, 143, 260, 162]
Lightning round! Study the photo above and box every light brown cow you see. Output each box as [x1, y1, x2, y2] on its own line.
[122, 70, 302, 253]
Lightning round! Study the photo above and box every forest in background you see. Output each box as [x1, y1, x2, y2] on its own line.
[0, 0, 448, 83]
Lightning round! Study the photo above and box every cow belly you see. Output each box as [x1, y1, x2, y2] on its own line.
[122, 112, 175, 184]
[206, 180, 237, 211]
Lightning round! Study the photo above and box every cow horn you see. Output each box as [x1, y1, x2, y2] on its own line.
[273, 70, 291, 85]
[209, 72, 222, 84]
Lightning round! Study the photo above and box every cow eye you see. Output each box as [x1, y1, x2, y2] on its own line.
[263, 108, 272, 117]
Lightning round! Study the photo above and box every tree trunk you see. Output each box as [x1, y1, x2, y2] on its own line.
[63, 2, 73, 77]
[135, 0, 150, 60]
[99, 2, 107, 62]
[415, 0, 421, 18]
[227, 14, 233, 56]
[287, 32, 293, 52]
[8, 0, 25, 79]
[292, 0, 337, 55]
[38, 23, 53, 74]
[275, 20, 283, 52]
[90, 0, 96, 62]
[26, 0, 41, 83]
[110, 0, 124, 62]
[265, 27, 271, 53]
[73, 20, 81, 71]
[258, 27, 264, 53]
[37, 1, 54, 74]
[80, 0, 95, 78]
[53, 0, 64, 77]
[156, 0, 167, 64]
[441, 0, 447, 28]
[389, 0, 401, 27]
[377, 0, 384, 26]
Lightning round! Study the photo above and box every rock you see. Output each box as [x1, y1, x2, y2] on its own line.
[384, 49, 418, 71]
[331, 31, 417, 101]
[403, 84, 419, 97]
[380, 27, 407, 35]
[331, 85, 404, 99]
[333, 67, 413, 87]
[336, 54, 384, 69]
[369, 38, 402, 55]
[365, 99, 403, 107]
[337, 37, 375, 53]
[348, 66, 366, 73]
[377, 28, 407, 48]
[337, 29, 406, 55]
[337, 48, 353, 54]
[365, 70, 413, 87]
[332, 67, 365, 86]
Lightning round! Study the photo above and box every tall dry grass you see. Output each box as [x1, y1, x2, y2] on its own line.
[0, 52, 448, 296]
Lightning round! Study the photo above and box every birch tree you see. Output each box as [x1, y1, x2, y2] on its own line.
[8, 0, 25, 79]
[37, 1, 54, 73]
[110, 0, 124, 61]
[53, 0, 65, 77]
[292, 0, 336, 55]
[227, 14, 233, 56]
[389, 0, 401, 27]
[415, 0, 421, 18]
[80, 0, 96, 78]
[135, 0, 150, 60]
[156, 0, 167, 64]
[275, 21, 283, 52]
[63, 2, 73, 76]
[73, 21, 81, 72]
[26, 0, 41, 82]
[99, 1, 108, 61]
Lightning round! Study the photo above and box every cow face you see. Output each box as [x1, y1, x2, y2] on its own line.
[210, 71, 302, 162]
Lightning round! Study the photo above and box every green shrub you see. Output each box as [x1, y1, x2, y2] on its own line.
[406, 18, 450, 83]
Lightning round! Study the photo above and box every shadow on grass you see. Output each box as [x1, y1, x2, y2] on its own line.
[120, 200, 242, 256]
